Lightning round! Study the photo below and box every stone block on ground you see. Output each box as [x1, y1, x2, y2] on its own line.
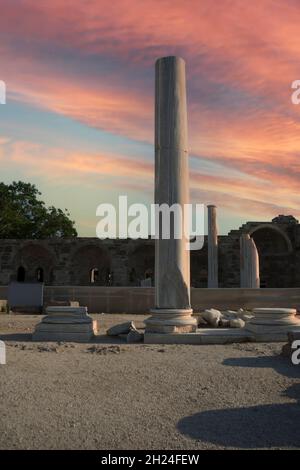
[223, 310, 238, 318]
[192, 312, 208, 327]
[33, 305, 94, 342]
[127, 328, 144, 343]
[229, 318, 245, 329]
[246, 308, 300, 342]
[219, 318, 230, 328]
[106, 321, 135, 336]
[201, 309, 222, 328]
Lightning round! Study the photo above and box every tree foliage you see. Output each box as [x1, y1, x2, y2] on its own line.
[0, 181, 77, 238]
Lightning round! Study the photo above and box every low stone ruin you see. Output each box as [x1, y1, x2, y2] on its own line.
[246, 308, 300, 341]
[193, 307, 300, 342]
[33, 306, 97, 342]
[194, 308, 252, 329]
[106, 321, 144, 343]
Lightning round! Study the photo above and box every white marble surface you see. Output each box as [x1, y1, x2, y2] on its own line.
[207, 205, 218, 288]
[146, 56, 196, 333]
[240, 234, 260, 288]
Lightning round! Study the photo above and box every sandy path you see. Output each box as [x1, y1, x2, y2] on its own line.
[0, 314, 300, 449]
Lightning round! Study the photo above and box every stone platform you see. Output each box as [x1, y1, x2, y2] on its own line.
[144, 308, 300, 344]
[32, 306, 97, 342]
[144, 328, 251, 345]
[245, 308, 300, 341]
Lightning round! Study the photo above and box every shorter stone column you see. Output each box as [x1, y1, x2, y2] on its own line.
[246, 308, 300, 341]
[33, 306, 96, 342]
[240, 234, 260, 288]
[207, 205, 218, 288]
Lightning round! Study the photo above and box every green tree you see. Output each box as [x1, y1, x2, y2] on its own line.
[0, 181, 77, 238]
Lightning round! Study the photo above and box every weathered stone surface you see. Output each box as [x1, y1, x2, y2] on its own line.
[229, 318, 245, 329]
[240, 234, 260, 288]
[153, 56, 190, 310]
[146, 309, 196, 333]
[201, 309, 222, 327]
[107, 321, 135, 336]
[32, 305, 95, 342]
[225, 310, 238, 316]
[236, 308, 254, 321]
[207, 205, 218, 288]
[222, 310, 237, 320]
[35, 323, 94, 333]
[43, 316, 92, 324]
[246, 307, 300, 341]
[219, 318, 230, 328]
[0, 214, 299, 290]
[127, 329, 144, 343]
[144, 328, 252, 345]
[43, 306, 91, 323]
[46, 306, 88, 315]
[192, 312, 208, 327]
[145, 56, 196, 334]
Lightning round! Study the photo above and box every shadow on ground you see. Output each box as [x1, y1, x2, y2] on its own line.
[178, 354, 300, 448]
[223, 354, 300, 379]
[178, 394, 300, 448]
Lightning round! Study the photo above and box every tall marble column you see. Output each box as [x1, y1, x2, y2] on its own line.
[240, 233, 260, 288]
[207, 205, 218, 288]
[145, 56, 197, 334]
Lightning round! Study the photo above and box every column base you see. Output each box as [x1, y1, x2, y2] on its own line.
[145, 308, 197, 334]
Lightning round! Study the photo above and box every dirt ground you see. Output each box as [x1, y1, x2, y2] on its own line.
[0, 313, 300, 450]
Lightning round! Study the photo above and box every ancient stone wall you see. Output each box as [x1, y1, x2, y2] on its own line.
[0, 215, 299, 288]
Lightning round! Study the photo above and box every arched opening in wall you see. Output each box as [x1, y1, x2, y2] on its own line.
[36, 267, 44, 283]
[17, 266, 26, 282]
[71, 245, 111, 286]
[250, 225, 293, 287]
[90, 268, 99, 284]
[14, 244, 54, 284]
[128, 244, 154, 286]
[251, 226, 291, 255]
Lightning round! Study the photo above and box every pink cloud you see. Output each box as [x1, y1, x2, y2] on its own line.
[1, 136, 300, 222]
[1, 0, 300, 224]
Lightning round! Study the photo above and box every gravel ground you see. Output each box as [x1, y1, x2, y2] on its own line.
[0, 313, 300, 450]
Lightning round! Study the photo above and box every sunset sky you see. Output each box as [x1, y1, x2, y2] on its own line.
[1, 0, 300, 235]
